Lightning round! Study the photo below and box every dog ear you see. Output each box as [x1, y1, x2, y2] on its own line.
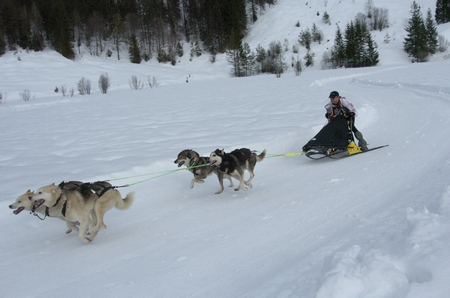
[187, 151, 191, 159]
[221, 149, 225, 155]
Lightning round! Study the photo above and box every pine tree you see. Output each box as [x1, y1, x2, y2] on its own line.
[404, 1, 429, 62]
[344, 22, 358, 67]
[311, 23, 323, 44]
[294, 55, 302, 76]
[322, 11, 331, 25]
[0, 13, 5, 56]
[435, 0, 450, 24]
[111, 13, 125, 60]
[240, 42, 254, 77]
[255, 44, 266, 73]
[29, 2, 44, 51]
[226, 47, 241, 77]
[304, 50, 315, 67]
[299, 28, 312, 50]
[331, 26, 346, 68]
[425, 8, 438, 54]
[364, 30, 379, 66]
[129, 34, 142, 64]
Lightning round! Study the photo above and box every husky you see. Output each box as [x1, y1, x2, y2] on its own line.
[81, 181, 134, 241]
[209, 148, 266, 193]
[174, 149, 234, 194]
[31, 182, 134, 243]
[9, 189, 80, 234]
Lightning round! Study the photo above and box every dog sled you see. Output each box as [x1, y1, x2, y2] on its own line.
[302, 115, 387, 160]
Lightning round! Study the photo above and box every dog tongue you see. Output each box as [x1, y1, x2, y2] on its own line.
[13, 206, 25, 215]
[33, 199, 45, 209]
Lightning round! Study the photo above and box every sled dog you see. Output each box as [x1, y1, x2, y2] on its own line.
[9, 189, 80, 234]
[82, 181, 134, 240]
[209, 148, 266, 193]
[174, 149, 234, 194]
[32, 181, 134, 243]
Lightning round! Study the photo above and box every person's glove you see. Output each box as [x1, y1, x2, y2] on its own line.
[325, 113, 330, 119]
[347, 112, 355, 118]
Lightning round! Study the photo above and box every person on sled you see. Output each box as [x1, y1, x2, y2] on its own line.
[324, 91, 369, 151]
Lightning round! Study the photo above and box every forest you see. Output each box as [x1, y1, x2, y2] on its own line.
[0, 0, 275, 61]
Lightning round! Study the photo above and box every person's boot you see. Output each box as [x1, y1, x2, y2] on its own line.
[354, 131, 368, 151]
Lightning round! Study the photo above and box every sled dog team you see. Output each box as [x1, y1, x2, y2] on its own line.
[9, 148, 266, 243]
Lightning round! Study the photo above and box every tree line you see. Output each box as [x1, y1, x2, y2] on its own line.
[0, 0, 275, 61]
[0, 0, 449, 67]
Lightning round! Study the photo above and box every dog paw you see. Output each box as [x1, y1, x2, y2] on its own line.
[234, 187, 248, 192]
[86, 230, 92, 235]
[65, 229, 72, 234]
[245, 182, 253, 189]
[215, 190, 223, 194]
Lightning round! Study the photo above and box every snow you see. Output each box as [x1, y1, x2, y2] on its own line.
[2, 0, 450, 297]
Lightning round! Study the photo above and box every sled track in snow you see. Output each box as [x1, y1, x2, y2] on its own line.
[350, 78, 450, 96]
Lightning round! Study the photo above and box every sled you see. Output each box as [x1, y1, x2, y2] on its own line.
[302, 115, 387, 160]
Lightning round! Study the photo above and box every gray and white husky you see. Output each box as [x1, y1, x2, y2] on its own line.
[209, 148, 266, 193]
[175, 149, 233, 194]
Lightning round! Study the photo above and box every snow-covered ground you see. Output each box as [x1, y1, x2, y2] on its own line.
[2, 0, 450, 297]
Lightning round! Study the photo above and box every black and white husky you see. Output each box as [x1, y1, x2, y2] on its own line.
[209, 148, 266, 193]
[174, 149, 233, 194]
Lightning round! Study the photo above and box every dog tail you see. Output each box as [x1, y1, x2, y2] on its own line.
[256, 149, 266, 162]
[115, 191, 135, 210]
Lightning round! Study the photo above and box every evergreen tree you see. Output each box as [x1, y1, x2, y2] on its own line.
[425, 8, 438, 54]
[129, 34, 142, 64]
[255, 44, 267, 73]
[322, 11, 331, 25]
[299, 28, 312, 50]
[363, 30, 379, 66]
[435, 0, 450, 24]
[30, 2, 45, 51]
[111, 13, 125, 60]
[404, 1, 429, 62]
[331, 26, 346, 68]
[268, 40, 284, 75]
[294, 56, 302, 76]
[240, 42, 255, 77]
[304, 50, 315, 67]
[226, 47, 241, 77]
[311, 23, 323, 44]
[0, 14, 5, 56]
[344, 21, 358, 67]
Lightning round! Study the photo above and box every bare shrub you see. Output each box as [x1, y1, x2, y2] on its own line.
[77, 77, 91, 95]
[19, 90, 34, 101]
[98, 73, 111, 94]
[438, 35, 450, 53]
[148, 76, 160, 89]
[129, 75, 144, 90]
[69, 88, 75, 97]
[60, 85, 67, 98]
[0, 92, 7, 104]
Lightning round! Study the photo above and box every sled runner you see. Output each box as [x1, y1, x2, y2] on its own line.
[302, 115, 387, 160]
